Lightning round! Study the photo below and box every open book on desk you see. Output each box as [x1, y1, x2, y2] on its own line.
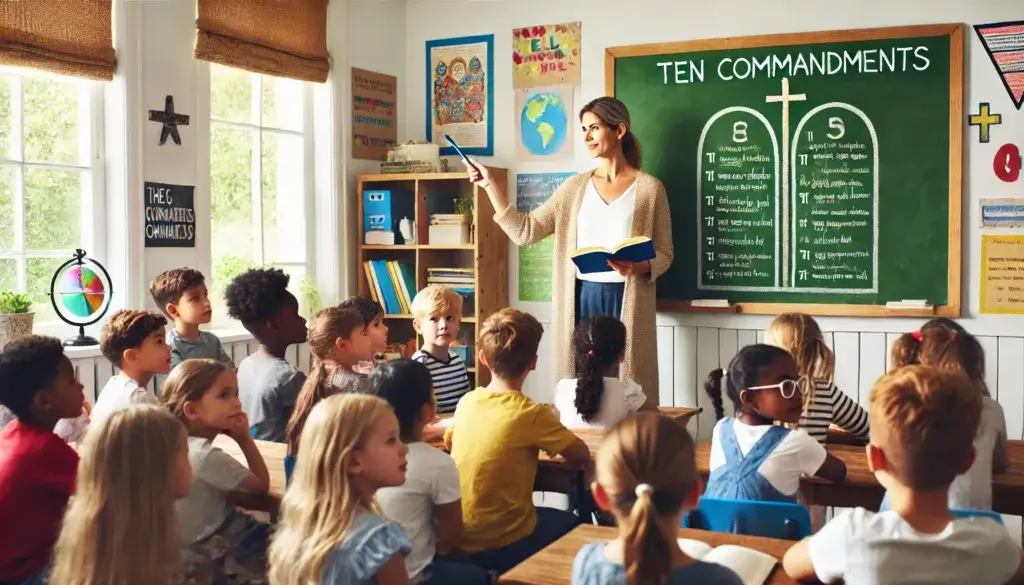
[678, 538, 778, 585]
[570, 236, 655, 274]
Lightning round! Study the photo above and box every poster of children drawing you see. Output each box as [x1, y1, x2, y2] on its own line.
[426, 34, 494, 156]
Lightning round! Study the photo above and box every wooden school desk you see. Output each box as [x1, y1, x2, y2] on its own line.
[498, 524, 799, 585]
[695, 440, 1024, 516]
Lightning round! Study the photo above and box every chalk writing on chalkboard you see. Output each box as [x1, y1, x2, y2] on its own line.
[144, 182, 196, 248]
[516, 172, 574, 302]
[696, 77, 878, 294]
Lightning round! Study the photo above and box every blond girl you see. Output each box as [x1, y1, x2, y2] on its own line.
[764, 313, 869, 444]
[162, 359, 272, 585]
[50, 405, 191, 585]
[269, 394, 411, 585]
[573, 412, 742, 585]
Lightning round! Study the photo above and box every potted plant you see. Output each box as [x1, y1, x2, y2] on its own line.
[0, 292, 33, 350]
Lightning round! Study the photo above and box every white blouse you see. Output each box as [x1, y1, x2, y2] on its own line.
[575, 179, 636, 283]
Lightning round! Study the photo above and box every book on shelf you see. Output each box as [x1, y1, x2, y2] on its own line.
[677, 538, 778, 585]
[426, 267, 474, 288]
[363, 259, 416, 315]
[430, 213, 471, 225]
[570, 236, 655, 275]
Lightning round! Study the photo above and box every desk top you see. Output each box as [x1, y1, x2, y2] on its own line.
[499, 524, 798, 585]
[214, 435, 288, 498]
[695, 440, 1024, 491]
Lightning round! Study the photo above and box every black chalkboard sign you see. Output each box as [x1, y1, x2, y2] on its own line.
[607, 24, 963, 317]
[144, 182, 196, 248]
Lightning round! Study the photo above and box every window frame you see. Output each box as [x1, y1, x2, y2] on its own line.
[0, 68, 106, 337]
[207, 67, 316, 324]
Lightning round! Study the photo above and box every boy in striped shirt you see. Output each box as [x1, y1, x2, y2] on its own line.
[411, 285, 471, 414]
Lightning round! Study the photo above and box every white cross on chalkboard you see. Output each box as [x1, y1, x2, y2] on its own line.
[766, 77, 806, 286]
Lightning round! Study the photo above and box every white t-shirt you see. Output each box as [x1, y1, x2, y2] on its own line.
[575, 179, 636, 283]
[174, 436, 254, 545]
[949, 396, 1007, 510]
[553, 377, 646, 430]
[91, 373, 159, 427]
[377, 442, 461, 580]
[808, 507, 1021, 585]
[708, 418, 826, 496]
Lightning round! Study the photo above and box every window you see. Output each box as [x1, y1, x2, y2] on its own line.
[209, 64, 312, 325]
[0, 69, 104, 329]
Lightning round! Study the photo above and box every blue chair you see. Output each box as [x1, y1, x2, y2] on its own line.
[683, 497, 812, 540]
[951, 508, 1004, 524]
[284, 454, 296, 485]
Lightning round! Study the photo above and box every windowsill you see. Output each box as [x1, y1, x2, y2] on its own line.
[57, 326, 255, 360]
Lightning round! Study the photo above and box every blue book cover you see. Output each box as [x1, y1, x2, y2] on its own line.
[571, 236, 655, 274]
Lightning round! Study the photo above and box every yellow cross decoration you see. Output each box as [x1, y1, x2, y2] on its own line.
[969, 102, 1002, 144]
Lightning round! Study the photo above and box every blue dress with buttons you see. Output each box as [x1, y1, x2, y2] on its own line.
[321, 512, 411, 584]
[704, 418, 798, 503]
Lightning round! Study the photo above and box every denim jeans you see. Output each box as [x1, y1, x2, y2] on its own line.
[462, 507, 580, 574]
[422, 558, 491, 585]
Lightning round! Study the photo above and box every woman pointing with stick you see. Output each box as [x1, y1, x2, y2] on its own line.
[463, 97, 674, 406]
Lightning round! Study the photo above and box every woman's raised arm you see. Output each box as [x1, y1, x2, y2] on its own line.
[465, 158, 569, 247]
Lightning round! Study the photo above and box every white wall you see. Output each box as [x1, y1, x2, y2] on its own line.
[99, 0, 407, 319]
[401, 0, 1024, 396]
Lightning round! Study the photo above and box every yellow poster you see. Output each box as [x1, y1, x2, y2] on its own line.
[981, 235, 1024, 313]
[512, 22, 581, 89]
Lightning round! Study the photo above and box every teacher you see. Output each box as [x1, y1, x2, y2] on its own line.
[464, 96, 674, 405]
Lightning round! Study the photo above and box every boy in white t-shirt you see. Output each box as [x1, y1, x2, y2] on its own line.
[783, 366, 1022, 585]
[372, 359, 489, 585]
[92, 309, 173, 427]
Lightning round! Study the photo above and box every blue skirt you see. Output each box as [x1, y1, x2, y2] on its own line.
[575, 280, 625, 324]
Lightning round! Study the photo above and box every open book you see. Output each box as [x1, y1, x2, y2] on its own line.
[677, 538, 778, 585]
[570, 236, 655, 274]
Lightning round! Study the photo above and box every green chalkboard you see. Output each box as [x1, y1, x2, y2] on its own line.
[608, 24, 963, 316]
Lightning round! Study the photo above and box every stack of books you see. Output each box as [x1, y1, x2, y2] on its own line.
[426, 267, 474, 291]
[363, 259, 416, 315]
[428, 213, 472, 245]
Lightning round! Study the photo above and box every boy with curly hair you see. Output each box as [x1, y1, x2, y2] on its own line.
[783, 365, 1021, 585]
[226, 267, 308, 442]
[0, 336, 84, 584]
[92, 308, 172, 426]
[149, 267, 234, 369]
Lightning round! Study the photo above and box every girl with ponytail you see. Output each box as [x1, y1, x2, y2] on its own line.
[555, 316, 655, 429]
[572, 412, 742, 585]
[884, 324, 1007, 510]
[285, 302, 382, 466]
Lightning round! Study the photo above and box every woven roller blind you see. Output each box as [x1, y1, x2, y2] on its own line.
[0, 0, 116, 81]
[196, 0, 330, 83]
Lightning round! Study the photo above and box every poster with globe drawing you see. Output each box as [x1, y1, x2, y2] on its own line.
[515, 85, 574, 160]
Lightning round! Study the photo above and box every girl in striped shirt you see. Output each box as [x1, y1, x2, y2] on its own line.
[764, 313, 870, 445]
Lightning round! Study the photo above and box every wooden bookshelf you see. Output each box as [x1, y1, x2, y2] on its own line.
[356, 170, 509, 387]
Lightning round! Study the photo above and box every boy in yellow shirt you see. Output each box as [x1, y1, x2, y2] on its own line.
[444, 308, 590, 575]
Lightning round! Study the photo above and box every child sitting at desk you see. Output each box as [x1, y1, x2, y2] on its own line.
[554, 316, 656, 430]
[373, 359, 489, 585]
[764, 313, 870, 445]
[889, 325, 1008, 511]
[573, 412, 743, 585]
[703, 344, 846, 503]
[444, 308, 590, 575]
[783, 366, 1021, 585]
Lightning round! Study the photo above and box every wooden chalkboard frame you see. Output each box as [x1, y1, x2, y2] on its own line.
[606, 24, 964, 318]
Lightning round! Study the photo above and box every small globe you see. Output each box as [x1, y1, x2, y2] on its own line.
[58, 265, 108, 320]
[520, 92, 569, 156]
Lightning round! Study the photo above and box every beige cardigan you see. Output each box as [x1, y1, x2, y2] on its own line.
[494, 170, 674, 406]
